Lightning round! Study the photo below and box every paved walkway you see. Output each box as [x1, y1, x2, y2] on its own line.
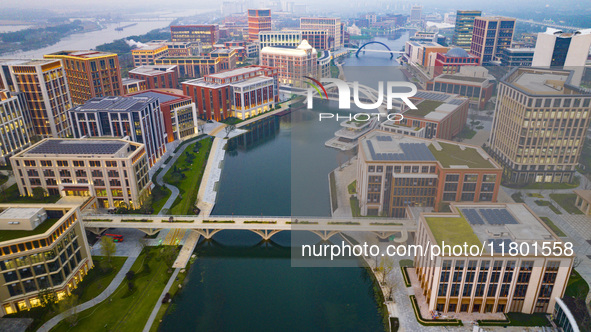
[142, 268, 180, 332]
[172, 231, 200, 268]
[331, 157, 357, 218]
[196, 137, 226, 217]
[37, 254, 140, 332]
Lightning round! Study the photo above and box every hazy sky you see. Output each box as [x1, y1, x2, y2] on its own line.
[2, 0, 588, 15]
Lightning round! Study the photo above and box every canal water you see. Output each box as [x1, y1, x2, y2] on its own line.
[159, 31, 413, 332]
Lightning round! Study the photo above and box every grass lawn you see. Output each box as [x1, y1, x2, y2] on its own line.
[539, 217, 567, 237]
[511, 192, 524, 203]
[0, 218, 60, 242]
[52, 247, 175, 332]
[550, 194, 583, 214]
[0, 183, 60, 204]
[457, 127, 476, 139]
[534, 200, 562, 214]
[221, 117, 242, 125]
[148, 257, 194, 332]
[3, 256, 127, 331]
[347, 180, 356, 194]
[74, 256, 127, 303]
[151, 185, 171, 214]
[425, 216, 481, 247]
[350, 196, 360, 217]
[505, 313, 550, 326]
[329, 171, 338, 211]
[165, 138, 213, 215]
[565, 269, 590, 298]
[428, 142, 493, 169]
[399, 259, 414, 267]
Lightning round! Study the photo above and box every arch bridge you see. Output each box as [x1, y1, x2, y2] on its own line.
[82, 214, 415, 242]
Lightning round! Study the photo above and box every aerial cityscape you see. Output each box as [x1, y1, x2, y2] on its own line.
[0, 0, 590, 331]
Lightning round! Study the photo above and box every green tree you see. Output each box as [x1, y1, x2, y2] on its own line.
[100, 236, 117, 264]
[379, 257, 395, 285]
[38, 287, 57, 312]
[58, 294, 79, 327]
[32, 187, 47, 200]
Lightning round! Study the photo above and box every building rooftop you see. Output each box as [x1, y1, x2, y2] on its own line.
[74, 96, 155, 112]
[0, 207, 43, 221]
[26, 139, 128, 156]
[425, 203, 559, 252]
[130, 90, 187, 104]
[261, 40, 316, 56]
[428, 141, 495, 169]
[503, 48, 535, 53]
[0, 59, 59, 66]
[0, 217, 61, 243]
[45, 50, 116, 58]
[403, 92, 468, 121]
[360, 130, 497, 169]
[231, 76, 273, 87]
[122, 78, 145, 85]
[128, 65, 176, 76]
[436, 74, 488, 84]
[208, 66, 263, 79]
[510, 70, 570, 94]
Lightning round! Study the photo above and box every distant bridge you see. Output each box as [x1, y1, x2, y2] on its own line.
[83, 214, 415, 242]
[514, 18, 584, 31]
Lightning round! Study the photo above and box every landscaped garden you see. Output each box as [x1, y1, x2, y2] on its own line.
[164, 137, 213, 215]
[550, 193, 583, 214]
[4, 256, 126, 331]
[534, 200, 562, 214]
[539, 217, 567, 237]
[52, 246, 179, 332]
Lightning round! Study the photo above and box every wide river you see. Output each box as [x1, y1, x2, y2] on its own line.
[159, 31, 413, 332]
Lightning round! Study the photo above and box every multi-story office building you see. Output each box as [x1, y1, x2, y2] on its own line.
[396, 91, 469, 140]
[121, 78, 147, 94]
[128, 65, 179, 90]
[0, 204, 92, 316]
[452, 10, 481, 50]
[247, 9, 272, 42]
[127, 90, 198, 142]
[131, 42, 169, 67]
[165, 42, 200, 57]
[415, 202, 573, 315]
[404, 41, 449, 67]
[469, 17, 515, 64]
[11, 138, 151, 208]
[68, 96, 167, 167]
[356, 130, 502, 218]
[432, 47, 480, 76]
[300, 17, 342, 50]
[0, 90, 31, 165]
[532, 28, 591, 68]
[154, 49, 237, 78]
[260, 40, 318, 88]
[428, 67, 495, 110]
[44, 50, 123, 105]
[500, 48, 535, 67]
[170, 25, 219, 45]
[532, 28, 591, 84]
[259, 30, 301, 49]
[259, 30, 330, 51]
[0, 59, 72, 138]
[410, 6, 422, 24]
[121, 78, 147, 95]
[489, 68, 591, 184]
[183, 65, 278, 121]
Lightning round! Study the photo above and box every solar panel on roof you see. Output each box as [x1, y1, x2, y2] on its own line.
[448, 99, 465, 105]
[478, 208, 518, 225]
[28, 140, 126, 155]
[488, 239, 513, 253]
[463, 209, 485, 225]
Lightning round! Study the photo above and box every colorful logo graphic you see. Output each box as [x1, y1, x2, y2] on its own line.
[304, 76, 328, 100]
